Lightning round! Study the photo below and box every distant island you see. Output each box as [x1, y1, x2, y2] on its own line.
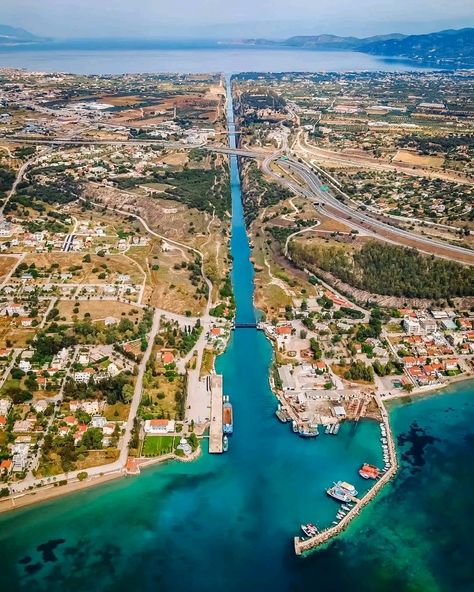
[0, 24, 48, 46]
[0, 23, 472, 68]
[235, 27, 474, 68]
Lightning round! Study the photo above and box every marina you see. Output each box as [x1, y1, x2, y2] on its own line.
[294, 394, 399, 555]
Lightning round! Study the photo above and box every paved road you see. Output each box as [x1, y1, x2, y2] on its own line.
[0, 135, 266, 159]
[263, 155, 474, 265]
[9, 310, 161, 494]
[0, 150, 51, 216]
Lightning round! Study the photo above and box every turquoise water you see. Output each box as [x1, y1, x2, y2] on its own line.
[0, 75, 473, 592]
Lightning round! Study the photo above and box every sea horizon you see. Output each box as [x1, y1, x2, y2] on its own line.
[0, 41, 437, 75]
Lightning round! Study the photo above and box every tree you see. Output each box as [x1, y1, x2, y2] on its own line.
[82, 428, 103, 450]
[122, 383, 134, 403]
[309, 338, 322, 360]
[77, 471, 88, 481]
[188, 432, 199, 451]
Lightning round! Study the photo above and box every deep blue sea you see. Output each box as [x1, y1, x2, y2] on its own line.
[0, 47, 471, 592]
[0, 41, 432, 74]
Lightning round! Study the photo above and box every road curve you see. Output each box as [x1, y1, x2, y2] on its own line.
[263, 155, 474, 265]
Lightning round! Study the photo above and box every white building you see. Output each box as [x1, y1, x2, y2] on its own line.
[12, 442, 29, 472]
[19, 360, 32, 373]
[403, 317, 422, 335]
[73, 368, 95, 383]
[3, 304, 26, 317]
[0, 398, 11, 415]
[144, 419, 175, 434]
[420, 317, 437, 333]
[107, 363, 120, 377]
[91, 415, 107, 429]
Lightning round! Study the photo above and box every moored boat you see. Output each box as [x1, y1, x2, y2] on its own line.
[223, 396, 233, 435]
[223, 435, 229, 452]
[327, 481, 358, 502]
[276, 405, 291, 423]
[301, 523, 318, 537]
[299, 425, 319, 438]
[358, 463, 380, 479]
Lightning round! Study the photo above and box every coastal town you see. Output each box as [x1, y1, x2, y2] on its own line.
[0, 66, 473, 557]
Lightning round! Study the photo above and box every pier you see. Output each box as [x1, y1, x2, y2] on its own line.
[209, 374, 223, 454]
[294, 395, 398, 555]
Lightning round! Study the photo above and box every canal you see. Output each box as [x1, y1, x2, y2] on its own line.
[4, 76, 470, 592]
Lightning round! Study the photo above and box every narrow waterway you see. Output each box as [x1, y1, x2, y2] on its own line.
[0, 77, 473, 592]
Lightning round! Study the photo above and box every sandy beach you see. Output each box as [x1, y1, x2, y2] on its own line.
[0, 446, 202, 515]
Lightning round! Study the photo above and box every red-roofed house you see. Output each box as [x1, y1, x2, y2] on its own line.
[144, 419, 175, 434]
[0, 459, 12, 475]
[444, 359, 459, 372]
[275, 326, 292, 336]
[74, 424, 88, 445]
[161, 351, 175, 365]
[315, 360, 327, 373]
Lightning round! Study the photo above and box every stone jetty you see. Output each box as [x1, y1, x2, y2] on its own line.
[294, 394, 398, 555]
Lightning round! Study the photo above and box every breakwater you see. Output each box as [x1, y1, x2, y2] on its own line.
[294, 394, 398, 555]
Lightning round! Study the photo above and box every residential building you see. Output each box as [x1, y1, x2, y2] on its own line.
[144, 419, 175, 434]
[403, 317, 422, 335]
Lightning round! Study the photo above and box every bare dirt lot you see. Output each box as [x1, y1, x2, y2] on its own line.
[392, 149, 445, 168]
[0, 255, 19, 280]
[57, 300, 142, 323]
[23, 253, 144, 284]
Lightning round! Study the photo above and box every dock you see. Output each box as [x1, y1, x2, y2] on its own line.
[209, 374, 223, 454]
[294, 394, 398, 555]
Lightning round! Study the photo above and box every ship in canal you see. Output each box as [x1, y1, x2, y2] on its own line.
[223, 396, 233, 435]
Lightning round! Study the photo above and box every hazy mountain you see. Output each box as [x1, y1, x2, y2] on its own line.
[236, 33, 406, 50]
[361, 28, 474, 66]
[281, 33, 406, 50]
[0, 24, 47, 46]
[238, 27, 474, 67]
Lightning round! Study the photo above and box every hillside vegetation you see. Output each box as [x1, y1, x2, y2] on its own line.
[289, 239, 474, 299]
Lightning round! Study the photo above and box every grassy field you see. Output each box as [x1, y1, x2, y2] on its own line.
[142, 435, 176, 456]
[0, 317, 35, 348]
[105, 402, 131, 421]
[200, 348, 215, 378]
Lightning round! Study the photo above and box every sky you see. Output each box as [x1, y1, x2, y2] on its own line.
[2, 0, 474, 39]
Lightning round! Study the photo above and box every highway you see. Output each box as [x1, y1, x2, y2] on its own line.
[262, 154, 474, 265]
[2, 134, 472, 263]
[0, 134, 265, 159]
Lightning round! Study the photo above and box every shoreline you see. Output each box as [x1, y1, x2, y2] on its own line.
[382, 371, 474, 404]
[294, 393, 398, 555]
[0, 446, 202, 516]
